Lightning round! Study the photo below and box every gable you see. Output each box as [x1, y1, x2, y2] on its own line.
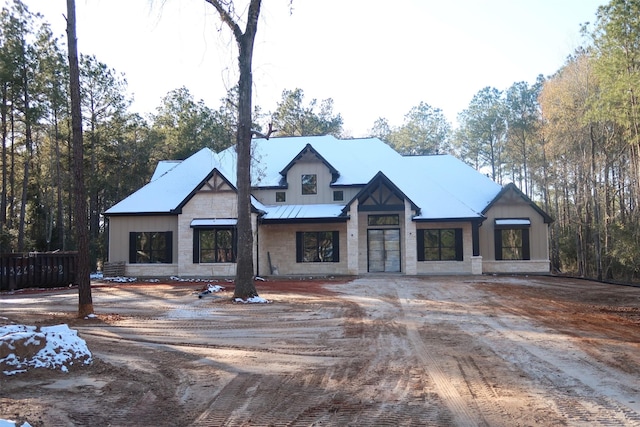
[350, 172, 418, 213]
[483, 183, 553, 224]
[279, 143, 339, 184]
[197, 171, 236, 194]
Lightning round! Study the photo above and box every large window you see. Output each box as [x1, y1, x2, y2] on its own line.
[494, 219, 530, 260]
[417, 229, 463, 261]
[194, 228, 236, 263]
[129, 232, 172, 264]
[296, 231, 339, 263]
[301, 174, 317, 195]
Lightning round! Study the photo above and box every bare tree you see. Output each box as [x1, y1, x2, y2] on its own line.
[66, 0, 93, 316]
[205, 0, 261, 299]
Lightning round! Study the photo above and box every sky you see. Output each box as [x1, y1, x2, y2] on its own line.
[21, 0, 607, 137]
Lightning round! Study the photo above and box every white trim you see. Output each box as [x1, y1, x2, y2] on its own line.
[190, 218, 237, 227]
[495, 219, 530, 226]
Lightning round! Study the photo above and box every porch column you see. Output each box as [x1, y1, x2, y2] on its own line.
[404, 199, 417, 275]
[346, 199, 359, 275]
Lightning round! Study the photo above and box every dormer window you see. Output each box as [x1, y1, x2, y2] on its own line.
[301, 174, 317, 195]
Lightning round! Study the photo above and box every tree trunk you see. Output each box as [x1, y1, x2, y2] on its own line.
[205, 0, 261, 300]
[1, 82, 7, 248]
[17, 64, 32, 252]
[66, 0, 93, 317]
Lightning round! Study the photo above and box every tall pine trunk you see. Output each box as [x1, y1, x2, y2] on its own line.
[66, 0, 93, 316]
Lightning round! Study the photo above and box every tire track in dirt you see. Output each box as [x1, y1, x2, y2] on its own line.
[394, 284, 484, 427]
[459, 296, 640, 426]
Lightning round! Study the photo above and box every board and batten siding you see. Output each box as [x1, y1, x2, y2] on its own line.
[282, 161, 335, 204]
[107, 215, 179, 277]
[480, 190, 550, 274]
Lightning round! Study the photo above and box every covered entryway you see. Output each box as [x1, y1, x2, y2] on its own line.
[368, 229, 401, 272]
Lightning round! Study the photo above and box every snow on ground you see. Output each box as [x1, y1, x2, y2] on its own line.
[0, 324, 92, 376]
[0, 420, 31, 427]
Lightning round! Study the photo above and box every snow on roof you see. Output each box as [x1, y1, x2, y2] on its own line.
[106, 136, 503, 220]
[150, 160, 182, 182]
[217, 135, 402, 187]
[261, 204, 346, 221]
[106, 148, 231, 215]
[390, 155, 502, 220]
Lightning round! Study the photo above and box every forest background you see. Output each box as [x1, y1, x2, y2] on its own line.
[1, 0, 639, 283]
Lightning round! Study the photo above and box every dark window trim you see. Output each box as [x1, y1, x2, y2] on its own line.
[494, 228, 530, 260]
[417, 228, 463, 262]
[301, 174, 317, 195]
[296, 231, 340, 263]
[129, 231, 173, 264]
[368, 214, 400, 226]
[193, 227, 237, 264]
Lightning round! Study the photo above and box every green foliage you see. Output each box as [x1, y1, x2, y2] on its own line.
[270, 88, 343, 137]
[375, 102, 451, 155]
[455, 87, 506, 181]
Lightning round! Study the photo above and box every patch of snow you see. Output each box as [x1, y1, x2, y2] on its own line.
[197, 284, 225, 299]
[0, 324, 92, 376]
[234, 296, 271, 304]
[103, 276, 137, 283]
[0, 420, 32, 427]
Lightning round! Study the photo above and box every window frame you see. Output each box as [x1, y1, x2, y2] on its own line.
[193, 227, 237, 263]
[333, 190, 344, 201]
[296, 231, 340, 263]
[368, 214, 400, 226]
[129, 231, 173, 264]
[301, 174, 317, 195]
[417, 228, 463, 261]
[494, 227, 530, 260]
[275, 191, 286, 202]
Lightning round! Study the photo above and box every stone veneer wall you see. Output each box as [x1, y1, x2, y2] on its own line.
[482, 260, 550, 274]
[415, 222, 475, 275]
[257, 222, 349, 276]
[174, 183, 259, 278]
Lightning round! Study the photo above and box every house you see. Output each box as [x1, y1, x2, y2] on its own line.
[104, 135, 553, 278]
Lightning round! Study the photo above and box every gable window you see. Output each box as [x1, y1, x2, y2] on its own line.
[368, 214, 399, 226]
[276, 191, 286, 202]
[417, 229, 463, 261]
[193, 228, 236, 263]
[301, 174, 317, 195]
[333, 190, 344, 201]
[129, 232, 172, 264]
[296, 231, 339, 262]
[494, 219, 530, 260]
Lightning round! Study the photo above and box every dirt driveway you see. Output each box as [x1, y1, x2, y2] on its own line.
[2, 275, 640, 426]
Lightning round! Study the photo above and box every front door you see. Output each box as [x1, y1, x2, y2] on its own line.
[368, 229, 401, 272]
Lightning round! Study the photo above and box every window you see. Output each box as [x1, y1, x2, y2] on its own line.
[417, 229, 463, 261]
[301, 174, 317, 195]
[368, 214, 399, 226]
[494, 219, 531, 261]
[193, 228, 236, 263]
[495, 229, 530, 260]
[333, 190, 344, 201]
[276, 191, 286, 202]
[129, 232, 172, 264]
[296, 231, 339, 262]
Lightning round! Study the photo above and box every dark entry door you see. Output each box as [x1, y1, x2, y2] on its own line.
[368, 229, 401, 272]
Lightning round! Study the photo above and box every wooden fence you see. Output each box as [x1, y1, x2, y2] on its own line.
[0, 252, 78, 291]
